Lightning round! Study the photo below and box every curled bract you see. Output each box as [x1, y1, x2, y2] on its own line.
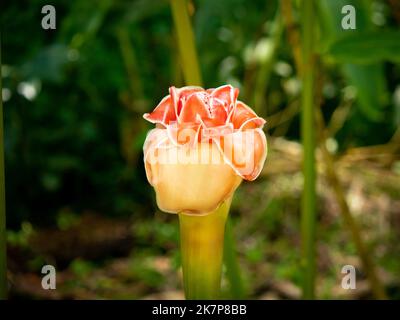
[143, 85, 267, 214]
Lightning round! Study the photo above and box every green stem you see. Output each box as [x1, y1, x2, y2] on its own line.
[116, 28, 145, 101]
[253, 7, 283, 116]
[300, 0, 316, 300]
[316, 110, 387, 300]
[179, 199, 230, 299]
[170, 0, 245, 299]
[170, 0, 202, 86]
[223, 219, 246, 299]
[0, 34, 7, 300]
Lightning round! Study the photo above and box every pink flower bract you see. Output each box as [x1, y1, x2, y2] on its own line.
[143, 85, 267, 214]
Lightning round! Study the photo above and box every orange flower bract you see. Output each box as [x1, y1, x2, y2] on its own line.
[143, 85, 267, 214]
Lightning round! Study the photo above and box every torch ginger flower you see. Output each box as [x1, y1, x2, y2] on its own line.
[143, 85, 267, 215]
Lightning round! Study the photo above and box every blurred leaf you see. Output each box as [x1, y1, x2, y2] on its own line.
[6, 222, 34, 247]
[317, 0, 390, 122]
[21, 44, 70, 83]
[47, 155, 81, 171]
[343, 64, 388, 122]
[41, 172, 61, 191]
[57, 210, 80, 230]
[328, 31, 400, 64]
[70, 259, 95, 277]
[316, 0, 373, 51]
[129, 258, 165, 287]
[121, 0, 168, 23]
[244, 238, 264, 263]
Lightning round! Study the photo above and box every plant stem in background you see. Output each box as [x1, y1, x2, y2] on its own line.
[316, 110, 388, 300]
[283, 0, 387, 300]
[0, 36, 8, 300]
[253, 8, 283, 116]
[223, 219, 246, 299]
[117, 28, 145, 103]
[300, 0, 317, 300]
[281, 0, 302, 74]
[179, 199, 230, 299]
[170, 0, 202, 86]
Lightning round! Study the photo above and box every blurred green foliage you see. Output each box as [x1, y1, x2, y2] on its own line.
[1, 0, 400, 299]
[3, 0, 398, 228]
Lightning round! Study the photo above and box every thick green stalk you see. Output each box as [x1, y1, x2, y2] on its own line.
[170, 0, 244, 299]
[300, 0, 316, 300]
[179, 199, 230, 299]
[0, 35, 7, 299]
[170, 0, 202, 86]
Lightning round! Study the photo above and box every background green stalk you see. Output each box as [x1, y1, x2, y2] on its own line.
[170, 0, 202, 86]
[300, 0, 317, 299]
[223, 219, 246, 299]
[315, 110, 387, 299]
[0, 36, 7, 300]
[179, 199, 230, 299]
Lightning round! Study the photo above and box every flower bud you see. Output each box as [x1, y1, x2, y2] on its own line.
[143, 85, 267, 214]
